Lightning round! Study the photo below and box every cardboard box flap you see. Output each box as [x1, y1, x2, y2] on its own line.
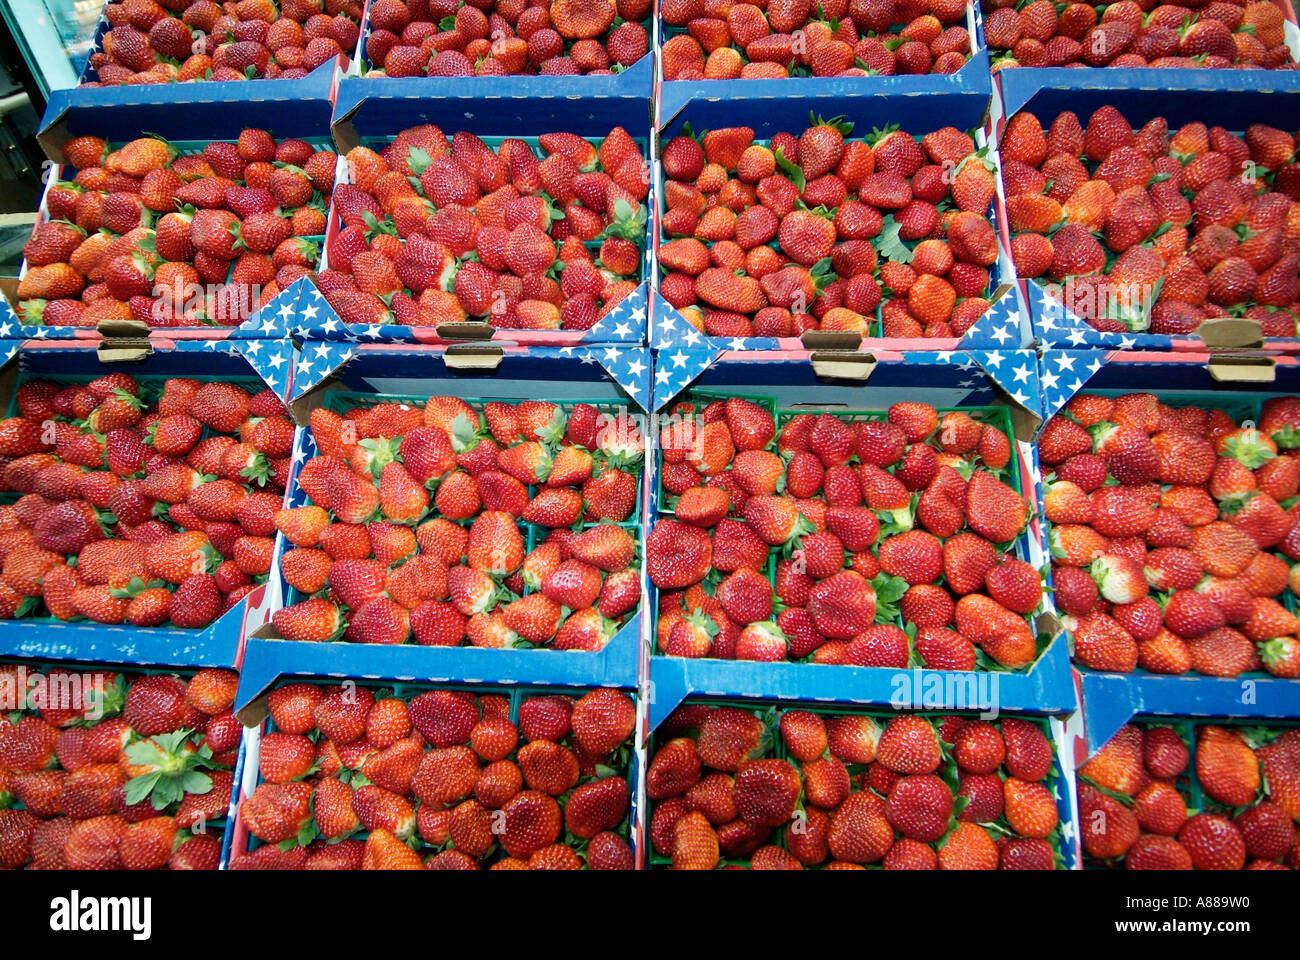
[97, 319, 150, 339]
[956, 282, 1029, 350]
[801, 330, 863, 351]
[435, 321, 495, 342]
[287, 343, 358, 421]
[97, 339, 153, 364]
[1207, 354, 1276, 383]
[331, 97, 363, 155]
[444, 344, 504, 370]
[964, 350, 1044, 441]
[809, 351, 877, 381]
[1197, 316, 1263, 351]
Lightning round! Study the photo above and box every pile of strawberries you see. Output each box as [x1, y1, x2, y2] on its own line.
[661, 0, 973, 80]
[86, 0, 361, 85]
[270, 396, 643, 649]
[986, 0, 1297, 71]
[659, 118, 1002, 339]
[232, 684, 635, 869]
[319, 124, 646, 330]
[19, 129, 335, 328]
[0, 374, 293, 628]
[0, 666, 240, 870]
[362, 0, 651, 76]
[1042, 391, 1300, 678]
[649, 396, 1043, 669]
[1079, 722, 1300, 869]
[1002, 106, 1300, 335]
[649, 706, 1062, 868]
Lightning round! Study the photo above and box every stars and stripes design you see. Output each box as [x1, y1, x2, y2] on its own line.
[1030, 278, 1172, 350]
[966, 349, 1043, 417]
[290, 341, 356, 400]
[1037, 349, 1106, 424]
[960, 285, 1028, 348]
[558, 345, 652, 412]
[651, 344, 722, 410]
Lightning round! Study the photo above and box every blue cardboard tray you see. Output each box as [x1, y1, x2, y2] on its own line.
[0, 337, 296, 670]
[346, 0, 654, 100]
[645, 704, 1080, 869]
[655, 3, 992, 129]
[40, 58, 340, 160]
[996, 63, 1300, 122]
[293, 87, 652, 346]
[233, 342, 651, 714]
[995, 81, 1300, 352]
[644, 347, 1076, 732]
[1036, 348, 1300, 755]
[651, 88, 1031, 353]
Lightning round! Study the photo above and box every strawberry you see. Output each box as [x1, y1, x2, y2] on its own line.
[1196, 726, 1260, 808]
[646, 519, 712, 589]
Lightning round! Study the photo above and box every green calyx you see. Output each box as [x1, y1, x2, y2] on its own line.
[123, 729, 224, 812]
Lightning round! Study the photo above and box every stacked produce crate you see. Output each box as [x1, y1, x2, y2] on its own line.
[0, 0, 1296, 872]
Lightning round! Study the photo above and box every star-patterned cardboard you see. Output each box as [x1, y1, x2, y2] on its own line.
[236, 342, 651, 713]
[1037, 348, 1300, 754]
[0, 337, 297, 670]
[296, 87, 654, 346]
[642, 347, 1074, 732]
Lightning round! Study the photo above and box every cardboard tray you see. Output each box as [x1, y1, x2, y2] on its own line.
[1036, 347, 1300, 755]
[654, 1, 993, 130]
[229, 678, 646, 868]
[0, 337, 296, 670]
[1072, 715, 1298, 869]
[346, 0, 654, 99]
[292, 87, 652, 346]
[26, 82, 339, 341]
[645, 703, 1081, 870]
[233, 341, 651, 714]
[67, 0, 355, 101]
[992, 82, 1300, 353]
[0, 655, 246, 870]
[650, 88, 1032, 354]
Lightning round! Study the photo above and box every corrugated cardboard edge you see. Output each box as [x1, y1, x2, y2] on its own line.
[331, 97, 363, 154]
[36, 102, 71, 163]
[435, 321, 495, 342]
[444, 344, 504, 370]
[1197, 316, 1264, 351]
[801, 330, 863, 351]
[982, 369, 1043, 443]
[97, 339, 153, 364]
[233, 623, 280, 727]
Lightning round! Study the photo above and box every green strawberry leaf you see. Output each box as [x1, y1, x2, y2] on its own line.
[406, 146, 432, 176]
[874, 215, 913, 264]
